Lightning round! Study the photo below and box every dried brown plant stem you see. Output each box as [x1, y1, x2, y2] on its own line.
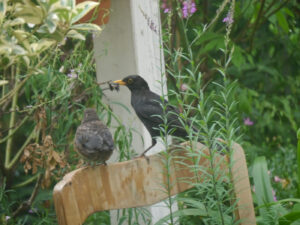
[12, 174, 43, 218]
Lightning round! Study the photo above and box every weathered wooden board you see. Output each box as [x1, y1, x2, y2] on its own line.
[53, 142, 255, 225]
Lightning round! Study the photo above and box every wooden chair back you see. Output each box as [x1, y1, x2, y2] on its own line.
[53, 142, 255, 225]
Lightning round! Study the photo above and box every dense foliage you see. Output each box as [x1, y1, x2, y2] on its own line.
[160, 0, 300, 224]
[0, 0, 299, 224]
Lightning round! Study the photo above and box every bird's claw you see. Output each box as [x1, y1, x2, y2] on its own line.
[140, 153, 150, 164]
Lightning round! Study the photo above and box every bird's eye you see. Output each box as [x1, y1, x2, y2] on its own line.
[127, 78, 133, 84]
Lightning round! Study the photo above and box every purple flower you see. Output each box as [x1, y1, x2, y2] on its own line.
[223, 13, 234, 25]
[274, 176, 282, 183]
[182, 0, 197, 18]
[161, 2, 171, 13]
[6, 216, 10, 221]
[67, 69, 78, 79]
[244, 117, 254, 126]
[28, 208, 37, 214]
[164, 8, 170, 13]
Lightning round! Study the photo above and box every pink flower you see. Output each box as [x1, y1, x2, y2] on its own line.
[161, 1, 171, 14]
[272, 189, 277, 201]
[164, 8, 170, 13]
[223, 13, 234, 25]
[274, 176, 282, 183]
[244, 117, 254, 126]
[182, 0, 197, 18]
[180, 83, 189, 92]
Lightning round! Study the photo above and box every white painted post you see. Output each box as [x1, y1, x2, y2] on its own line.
[93, 0, 177, 224]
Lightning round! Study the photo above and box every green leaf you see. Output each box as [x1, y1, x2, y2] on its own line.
[70, 23, 102, 32]
[0, 0, 7, 25]
[13, 30, 32, 51]
[0, 45, 12, 55]
[22, 56, 30, 67]
[298, 128, 300, 197]
[60, 0, 75, 9]
[45, 13, 59, 33]
[11, 44, 27, 55]
[293, 203, 300, 212]
[31, 39, 56, 53]
[176, 197, 206, 211]
[232, 45, 246, 67]
[279, 211, 300, 225]
[66, 29, 85, 40]
[154, 209, 207, 225]
[50, 2, 71, 21]
[252, 156, 274, 213]
[276, 11, 289, 34]
[4, 18, 25, 27]
[15, 4, 44, 24]
[71, 1, 99, 24]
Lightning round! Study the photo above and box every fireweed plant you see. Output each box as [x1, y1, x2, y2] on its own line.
[156, 0, 300, 224]
[150, 0, 245, 224]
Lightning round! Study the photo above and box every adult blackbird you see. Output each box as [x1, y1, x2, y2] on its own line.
[113, 75, 200, 157]
[75, 108, 114, 165]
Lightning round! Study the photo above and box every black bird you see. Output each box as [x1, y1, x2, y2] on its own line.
[113, 75, 199, 157]
[75, 108, 114, 165]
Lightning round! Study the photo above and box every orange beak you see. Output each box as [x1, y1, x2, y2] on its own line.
[113, 80, 126, 85]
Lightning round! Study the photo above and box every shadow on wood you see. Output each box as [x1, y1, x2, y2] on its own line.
[53, 142, 255, 225]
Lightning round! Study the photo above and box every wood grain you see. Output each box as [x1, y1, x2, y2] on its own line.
[53, 142, 255, 225]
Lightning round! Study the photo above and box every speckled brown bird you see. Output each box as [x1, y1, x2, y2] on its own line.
[113, 75, 202, 157]
[75, 108, 114, 165]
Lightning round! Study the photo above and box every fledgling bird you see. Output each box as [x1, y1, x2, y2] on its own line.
[75, 108, 114, 165]
[113, 75, 202, 157]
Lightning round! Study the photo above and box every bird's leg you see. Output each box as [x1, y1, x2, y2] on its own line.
[139, 139, 157, 162]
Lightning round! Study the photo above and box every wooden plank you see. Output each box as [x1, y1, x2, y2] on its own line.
[53, 142, 255, 225]
[231, 143, 256, 224]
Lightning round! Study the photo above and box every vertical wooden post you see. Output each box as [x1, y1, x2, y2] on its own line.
[93, 0, 175, 224]
[231, 143, 256, 224]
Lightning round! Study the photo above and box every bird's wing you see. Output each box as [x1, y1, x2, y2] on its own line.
[76, 120, 114, 153]
[135, 92, 166, 124]
[76, 127, 104, 152]
[135, 91, 182, 126]
[98, 126, 114, 150]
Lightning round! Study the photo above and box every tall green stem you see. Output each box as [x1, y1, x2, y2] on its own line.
[297, 129, 300, 197]
[4, 66, 19, 168]
[7, 127, 36, 170]
[0, 115, 30, 144]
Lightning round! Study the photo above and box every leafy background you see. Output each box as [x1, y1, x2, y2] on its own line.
[0, 0, 300, 224]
